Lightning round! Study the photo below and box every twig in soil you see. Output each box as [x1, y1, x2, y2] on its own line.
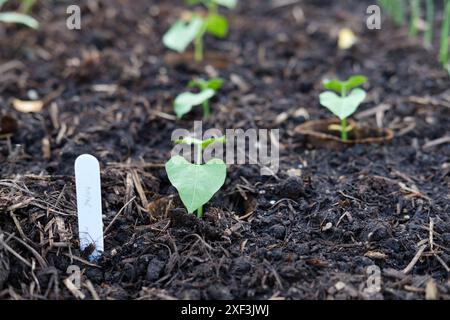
[63, 277, 85, 300]
[2, 232, 47, 268]
[84, 280, 100, 300]
[0, 235, 32, 268]
[402, 244, 427, 274]
[62, 253, 100, 268]
[131, 170, 149, 212]
[423, 136, 450, 150]
[104, 196, 136, 235]
[429, 218, 434, 252]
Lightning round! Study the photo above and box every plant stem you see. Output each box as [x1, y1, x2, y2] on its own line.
[440, 0, 450, 65]
[194, 31, 204, 62]
[409, 0, 420, 38]
[425, 0, 435, 46]
[340, 87, 348, 142]
[394, 0, 406, 26]
[195, 143, 203, 218]
[341, 118, 348, 141]
[197, 206, 203, 219]
[202, 100, 210, 119]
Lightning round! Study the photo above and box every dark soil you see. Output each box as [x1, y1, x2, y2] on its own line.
[0, 0, 449, 300]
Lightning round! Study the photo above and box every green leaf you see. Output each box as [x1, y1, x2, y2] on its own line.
[163, 17, 204, 53]
[205, 14, 228, 38]
[184, 0, 204, 6]
[174, 89, 215, 118]
[165, 155, 227, 214]
[0, 0, 9, 10]
[319, 88, 366, 120]
[213, 0, 237, 9]
[176, 136, 226, 150]
[0, 12, 39, 29]
[323, 75, 367, 94]
[188, 78, 224, 90]
[344, 75, 367, 91]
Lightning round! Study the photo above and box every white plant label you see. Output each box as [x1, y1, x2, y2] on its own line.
[75, 154, 104, 261]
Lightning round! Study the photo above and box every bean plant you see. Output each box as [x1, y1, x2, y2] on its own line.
[319, 76, 367, 142]
[174, 78, 224, 119]
[165, 136, 227, 218]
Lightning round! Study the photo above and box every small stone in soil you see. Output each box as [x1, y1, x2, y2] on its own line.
[147, 258, 165, 282]
[269, 224, 286, 240]
[278, 176, 305, 199]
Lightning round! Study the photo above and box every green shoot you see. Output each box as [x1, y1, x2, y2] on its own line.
[174, 78, 224, 119]
[409, 0, 420, 37]
[163, 0, 237, 62]
[319, 75, 368, 142]
[425, 0, 435, 47]
[0, 0, 38, 29]
[165, 136, 227, 218]
[440, 0, 450, 66]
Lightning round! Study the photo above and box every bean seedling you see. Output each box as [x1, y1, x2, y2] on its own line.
[165, 136, 227, 218]
[174, 77, 224, 119]
[0, 0, 39, 29]
[163, 0, 237, 62]
[319, 75, 367, 141]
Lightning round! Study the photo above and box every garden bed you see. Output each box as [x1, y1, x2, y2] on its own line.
[0, 0, 449, 300]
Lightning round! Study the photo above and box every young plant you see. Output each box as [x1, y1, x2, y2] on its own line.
[174, 77, 224, 119]
[163, 0, 237, 62]
[0, 0, 39, 29]
[319, 75, 367, 142]
[165, 136, 227, 219]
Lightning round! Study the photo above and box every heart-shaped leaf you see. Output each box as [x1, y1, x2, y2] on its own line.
[166, 155, 226, 214]
[319, 88, 366, 120]
[174, 89, 215, 118]
[205, 14, 228, 38]
[163, 17, 204, 53]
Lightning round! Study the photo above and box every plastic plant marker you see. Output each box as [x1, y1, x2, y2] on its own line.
[165, 155, 226, 214]
[174, 89, 215, 118]
[75, 154, 104, 261]
[163, 17, 204, 53]
[319, 88, 366, 120]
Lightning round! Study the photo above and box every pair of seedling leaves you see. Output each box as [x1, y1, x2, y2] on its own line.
[165, 137, 226, 216]
[0, 0, 39, 29]
[174, 78, 224, 119]
[163, 0, 236, 55]
[319, 75, 367, 121]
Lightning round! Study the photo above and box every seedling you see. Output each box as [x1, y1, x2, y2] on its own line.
[174, 77, 224, 119]
[163, 0, 237, 62]
[0, 0, 39, 29]
[165, 136, 226, 218]
[319, 75, 367, 141]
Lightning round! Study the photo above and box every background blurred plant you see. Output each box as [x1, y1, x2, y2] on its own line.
[379, 0, 450, 71]
[0, 0, 38, 29]
[174, 78, 224, 119]
[163, 0, 237, 62]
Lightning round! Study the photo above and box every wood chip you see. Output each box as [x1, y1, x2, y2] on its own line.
[425, 279, 439, 300]
[12, 99, 44, 113]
